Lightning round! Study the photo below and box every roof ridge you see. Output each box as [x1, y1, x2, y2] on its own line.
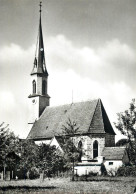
[44, 99, 99, 109]
[99, 99, 105, 131]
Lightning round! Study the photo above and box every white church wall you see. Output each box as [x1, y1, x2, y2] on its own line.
[72, 135, 105, 161]
[35, 139, 51, 145]
[88, 135, 105, 159]
[72, 136, 91, 161]
[74, 164, 101, 176]
[104, 160, 123, 175]
[28, 96, 39, 124]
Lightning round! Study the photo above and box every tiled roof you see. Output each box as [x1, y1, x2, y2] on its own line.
[27, 99, 115, 140]
[102, 147, 126, 160]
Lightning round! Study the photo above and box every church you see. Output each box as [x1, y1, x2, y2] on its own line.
[27, 3, 129, 175]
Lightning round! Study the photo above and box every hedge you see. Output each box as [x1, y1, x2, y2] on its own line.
[116, 165, 136, 176]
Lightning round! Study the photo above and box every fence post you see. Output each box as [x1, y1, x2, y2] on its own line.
[3, 165, 6, 180]
[12, 170, 14, 179]
[85, 170, 87, 181]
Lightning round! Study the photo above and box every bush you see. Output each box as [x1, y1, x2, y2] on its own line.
[116, 165, 136, 177]
[76, 172, 98, 181]
[88, 171, 98, 176]
[77, 174, 88, 181]
[29, 167, 40, 179]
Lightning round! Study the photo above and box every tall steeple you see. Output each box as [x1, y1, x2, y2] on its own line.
[28, 2, 50, 127]
[31, 1, 48, 75]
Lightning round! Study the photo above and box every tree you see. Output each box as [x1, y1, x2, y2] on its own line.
[114, 99, 136, 164]
[17, 139, 39, 179]
[38, 143, 65, 178]
[61, 118, 80, 181]
[0, 122, 20, 179]
[0, 123, 42, 179]
[116, 139, 129, 147]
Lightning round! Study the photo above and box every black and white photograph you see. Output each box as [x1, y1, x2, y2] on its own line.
[0, 0, 136, 193]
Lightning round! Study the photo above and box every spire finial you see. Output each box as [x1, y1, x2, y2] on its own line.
[39, 1, 42, 13]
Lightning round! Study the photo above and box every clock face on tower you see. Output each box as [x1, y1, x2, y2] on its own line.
[32, 99, 37, 104]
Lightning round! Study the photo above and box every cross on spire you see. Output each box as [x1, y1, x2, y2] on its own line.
[39, 1, 42, 13]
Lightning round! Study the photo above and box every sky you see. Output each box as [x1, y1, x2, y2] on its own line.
[0, 0, 136, 141]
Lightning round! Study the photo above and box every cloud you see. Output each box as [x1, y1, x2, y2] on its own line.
[0, 91, 15, 110]
[46, 35, 136, 87]
[0, 44, 35, 138]
[0, 43, 35, 65]
[0, 35, 135, 140]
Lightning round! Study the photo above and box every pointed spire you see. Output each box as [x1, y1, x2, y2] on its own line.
[31, 1, 48, 75]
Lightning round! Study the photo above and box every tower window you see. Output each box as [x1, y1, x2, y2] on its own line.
[42, 80, 47, 95]
[33, 80, 36, 94]
[93, 140, 98, 158]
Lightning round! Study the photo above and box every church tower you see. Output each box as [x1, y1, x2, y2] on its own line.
[28, 2, 50, 127]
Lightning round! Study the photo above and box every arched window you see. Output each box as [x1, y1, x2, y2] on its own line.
[78, 140, 83, 162]
[32, 80, 36, 94]
[93, 140, 98, 158]
[42, 80, 47, 95]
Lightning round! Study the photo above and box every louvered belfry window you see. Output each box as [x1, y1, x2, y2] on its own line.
[93, 140, 98, 158]
[33, 80, 36, 94]
[42, 80, 46, 95]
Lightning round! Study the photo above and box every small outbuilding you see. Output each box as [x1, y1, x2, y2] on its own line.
[102, 147, 129, 175]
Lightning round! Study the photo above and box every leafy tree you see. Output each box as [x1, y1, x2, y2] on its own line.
[17, 139, 39, 178]
[0, 122, 9, 171]
[61, 118, 80, 181]
[0, 123, 43, 179]
[114, 99, 136, 164]
[38, 143, 65, 178]
[116, 139, 129, 147]
[0, 122, 20, 179]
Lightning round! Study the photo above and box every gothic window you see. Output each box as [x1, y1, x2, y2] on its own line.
[33, 80, 36, 94]
[78, 140, 83, 162]
[93, 140, 98, 158]
[42, 80, 47, 95]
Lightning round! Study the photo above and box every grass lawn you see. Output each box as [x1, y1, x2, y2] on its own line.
[0, 177, 136, 194]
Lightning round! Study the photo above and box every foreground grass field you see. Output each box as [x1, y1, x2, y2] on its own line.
[0, 177, 136, 194]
